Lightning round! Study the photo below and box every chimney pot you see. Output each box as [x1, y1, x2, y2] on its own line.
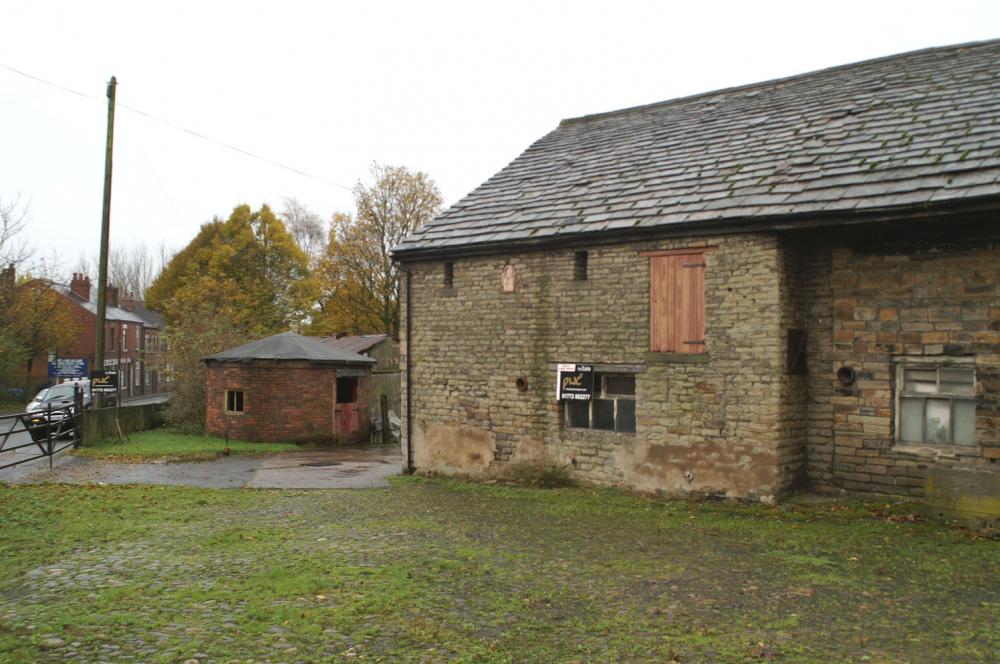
[70, 272, 91, 301]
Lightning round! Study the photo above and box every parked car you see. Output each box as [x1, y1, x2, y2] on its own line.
[22, 381, 89, 441]
[26, 380, 92, 415]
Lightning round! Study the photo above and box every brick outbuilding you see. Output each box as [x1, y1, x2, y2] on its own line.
[204, 332, 375, 444]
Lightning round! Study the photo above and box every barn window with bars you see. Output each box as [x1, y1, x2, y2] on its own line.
[563, 374, 636, 433]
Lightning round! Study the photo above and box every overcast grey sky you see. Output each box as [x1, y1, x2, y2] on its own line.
[1, 0, 998, 273]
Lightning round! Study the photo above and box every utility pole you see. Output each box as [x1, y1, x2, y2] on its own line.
[93, 75, 116, 407]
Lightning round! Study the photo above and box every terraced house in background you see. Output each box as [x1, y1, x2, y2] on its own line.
[393, 40, 1000, 507]
[29, 272, 172, 398]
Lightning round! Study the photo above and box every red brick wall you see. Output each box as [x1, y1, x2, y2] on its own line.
[27, 292, 166, 397]
[29, 310, 153, 397]
[205, 360, 371, 444]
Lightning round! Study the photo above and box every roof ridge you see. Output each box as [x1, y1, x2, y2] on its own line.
[559, 38, 1000, 127]
[395, 39, 1000, 258]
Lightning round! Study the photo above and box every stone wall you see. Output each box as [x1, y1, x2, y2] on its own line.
[401, 220, 1000, 501]
[801, 225, 1000, 496]
[205, 361, 371, 444]
[403, 232, 799, 501]
[82, 402, 165, 445]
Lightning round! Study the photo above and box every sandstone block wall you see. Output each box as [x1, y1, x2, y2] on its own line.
[401, 222, 1000, 501]
[800, 228, 1000, 496]
[402, 233, 800, 501]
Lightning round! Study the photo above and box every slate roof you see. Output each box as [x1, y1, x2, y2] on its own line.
[132, 300, 166, 330]
[312, 334, 389, 355]
[205, 332, 375, 364]
[50, 282, 148, 325]
[395, 40, 1000, 257]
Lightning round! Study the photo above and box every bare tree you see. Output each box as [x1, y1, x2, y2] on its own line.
[0, 194, 32, 269]
[71, 241, 175, 298]
[280, 197, 326, 268]
[312, 164, 442, 337]
[71, 252, 95, 281]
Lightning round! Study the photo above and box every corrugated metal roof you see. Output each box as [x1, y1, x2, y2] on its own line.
[312, 334, 388, 354]
[395, 40, 1000, 257]
[205, 332, 376, 364]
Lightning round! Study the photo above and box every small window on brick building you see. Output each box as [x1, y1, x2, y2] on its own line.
[443, 262, 454, 288]
[645, 248, 711, 353]
[896, 362, 975, 446]
[573, 251, 588, 281]
[562, 374, 636, 433]
[787, 329, 807, 375]
[225, 389, 245, 413]
[337, 376, 359, 404]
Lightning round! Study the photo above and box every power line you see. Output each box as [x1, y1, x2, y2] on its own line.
[0, 63, 354, 193]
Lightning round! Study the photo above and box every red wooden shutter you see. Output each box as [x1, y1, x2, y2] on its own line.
[678, 253, 705, 351]
[649, 251, 705, 353]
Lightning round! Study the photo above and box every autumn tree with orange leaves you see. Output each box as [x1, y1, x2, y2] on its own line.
[310, 164, 442, 338]
[1, 280, 81, 392]
[0, 196, 81, 394]
[146, 203, 315, 430]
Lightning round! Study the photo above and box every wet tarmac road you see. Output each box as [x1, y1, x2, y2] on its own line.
[1, 445, 403, 489]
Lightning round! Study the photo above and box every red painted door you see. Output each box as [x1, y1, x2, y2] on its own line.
[335, 376, 360, 442]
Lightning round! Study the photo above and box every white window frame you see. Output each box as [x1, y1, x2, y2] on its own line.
[894, 356, 976, 447]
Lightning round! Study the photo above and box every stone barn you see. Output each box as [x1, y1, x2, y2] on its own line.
[204, 332, 375, 444]
[393, 41, 1000, 508]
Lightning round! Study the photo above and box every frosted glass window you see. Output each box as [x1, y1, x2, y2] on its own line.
[899, 398, 923, 443]
[952, 400, 977, 446]
[940, 368, 975, 395]
[896, 363, 976, 446]
[924, 399, 951, 444]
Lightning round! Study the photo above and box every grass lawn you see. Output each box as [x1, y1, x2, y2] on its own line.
[0, 479, 997, 663]
[74, 430, 313, 462]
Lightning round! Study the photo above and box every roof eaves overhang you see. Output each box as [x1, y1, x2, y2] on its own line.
[203, 357, 377, 365]
[391, 195, 1000, 263]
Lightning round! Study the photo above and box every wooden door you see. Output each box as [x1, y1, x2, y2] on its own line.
[334, 376, 360, 442]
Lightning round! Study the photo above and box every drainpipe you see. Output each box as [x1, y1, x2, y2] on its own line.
[403, 263, 414, 474]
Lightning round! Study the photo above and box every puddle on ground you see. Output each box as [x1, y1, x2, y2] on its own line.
[302, 461, 342, 467]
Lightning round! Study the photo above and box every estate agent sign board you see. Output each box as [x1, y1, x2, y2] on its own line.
[48, 358, 88, 378]
[89, 370, 119, 393]
[556, 363, 594, 400]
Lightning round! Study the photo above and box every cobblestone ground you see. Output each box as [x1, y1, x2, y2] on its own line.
[1, 480, 998, 663]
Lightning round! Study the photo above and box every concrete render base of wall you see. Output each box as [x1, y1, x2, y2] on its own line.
[925, 467, 1000, 525]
